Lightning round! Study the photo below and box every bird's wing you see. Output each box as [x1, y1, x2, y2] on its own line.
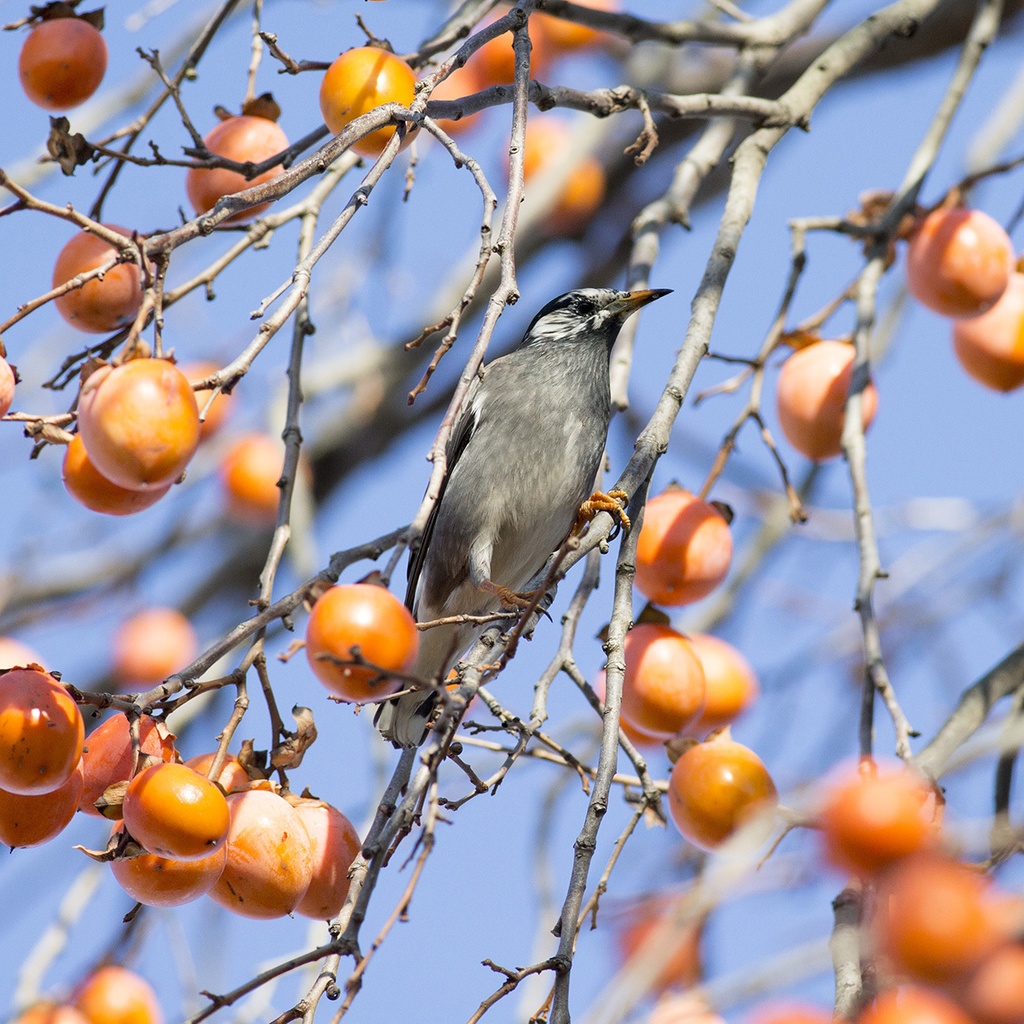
[405, 373, 485, 610]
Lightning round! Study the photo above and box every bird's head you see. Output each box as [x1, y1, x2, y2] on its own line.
[520, 287, 671, 350]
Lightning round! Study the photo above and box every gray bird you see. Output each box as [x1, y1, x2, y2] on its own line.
[376, 287, 670, 747]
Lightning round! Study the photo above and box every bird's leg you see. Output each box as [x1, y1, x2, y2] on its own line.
[478, 578, 539, 610]
[468, 536, 538, 610]
[574, 488, 631, 535]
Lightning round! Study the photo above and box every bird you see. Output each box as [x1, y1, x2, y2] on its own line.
[375, 287, 671, 747]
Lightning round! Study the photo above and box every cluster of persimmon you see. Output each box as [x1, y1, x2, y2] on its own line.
[604, 485, 777, 849]
[905, 204, 1024, 393]
[15, 964, 163, 1024]
[814, 758, 1024, 1024]
[0, 658, 362, 922]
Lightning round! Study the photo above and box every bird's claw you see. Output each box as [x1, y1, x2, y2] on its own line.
[574, 489, 631, 536]
[480, 579, 537, 610]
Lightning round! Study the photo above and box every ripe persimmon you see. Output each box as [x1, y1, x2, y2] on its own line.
[952, 272, 1024, 392]
[873, 854, 1009, 984]
[961, 943, 1024, 1024]
[108, 820, 225, 908]
[534, 0, 618, 52]
[521, 117, 606, 235]
[208, 788, 313, 918]
[747, 1004, 833, 1024]
[305, 583, 419, 702]
[122, 762, 230, 860]
[319, 47, 417, 158]
[186, 114, 288, 224]
[218, 433, 288, 525]
[906, 207, 1013, 319]
[73, 965, 162, 1024]
[684, 634, 759, 735]
[77, 359, 201, 490]
[818, 759, 939, 875]
[635, 488, 733, 607]
[427, 62, 486, 135]
[593, 671, 664, 747]
[13, 1005, 92, 1024]
[857, 987, 974, 1024]
[0, 637, 43, 669]
[79, 712, 175, 817]
[0, 356, 15, 417]
[0, 667, 84, 795]
[184, 751, 250, 793]
[63, 435, 171, 516]
[52, 227, 144, 335]
[667, 735, 777, 850]
[180, 362, 233, 440]
[776, 339, 878, 461]
[19, 15, 107, 110]
[112, 607, 198, 686]
[292, 797, 362, 919]
[616, 901, 703, 994]
[0, 759, 84, 847]
[892, 864, 1013, 979]
[469, 14, 552, 86]
[621, 625, 706, 739]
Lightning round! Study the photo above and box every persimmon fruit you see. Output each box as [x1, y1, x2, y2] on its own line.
[856, 987, 974, 1024]
[873, 854, 1009, 983]
[305, 583, 419, 702]
[616, 902, 703, 994]
[122, 762, 230, 860]
[108, 820, 226, 908]
[521, 117, 606, 235]
[427, 63, 486, 135]
[0, 637, 43, 669]
[0, 667, 84, 795]
[951, 272, 1024, 392]
[77, 359, 201, 491]
[208, 788, 313, 918]
[747, 1004, 834, 1024]
[219, 433, 287, 525]
[469, 14, 552, 86]
[776, 340, 878, 461]
[621, 625, 706, 739]
[52, 227, 144, 334]
[112, 607, 198, 686]
[319, 47, 417, 158]
[667, 735, 777, 850]
[0, 759, 84, 847]
[292, 797, 362, 919]
[63, 435, 171, 516]
[593, 671, 664, 747]
[180, 362, 233, 440]
[186, 114, 288, 223]
[685, 634, 759, 735]
[79, 712, 175, 817]
[818, 759, 938, 875]
[635, 488, 733, 607]
[73, 965, 163, 1024]
[906, 207, 1013, 319]
[13, 1005, 93, 1024]
[535, 0, 618, 52]
[184, 752, 250, 793]
[19, 16, 107, 110]
[961, 943, 1024, 1024]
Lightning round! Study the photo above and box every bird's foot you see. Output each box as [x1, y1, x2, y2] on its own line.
[574, 489, 631, 535]
[479, 579, 539, 611]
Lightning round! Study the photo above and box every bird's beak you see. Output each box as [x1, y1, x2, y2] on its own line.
[606, 288, 673, 318]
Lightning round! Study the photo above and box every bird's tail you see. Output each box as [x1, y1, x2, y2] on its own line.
[374, 689, 438, 748]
